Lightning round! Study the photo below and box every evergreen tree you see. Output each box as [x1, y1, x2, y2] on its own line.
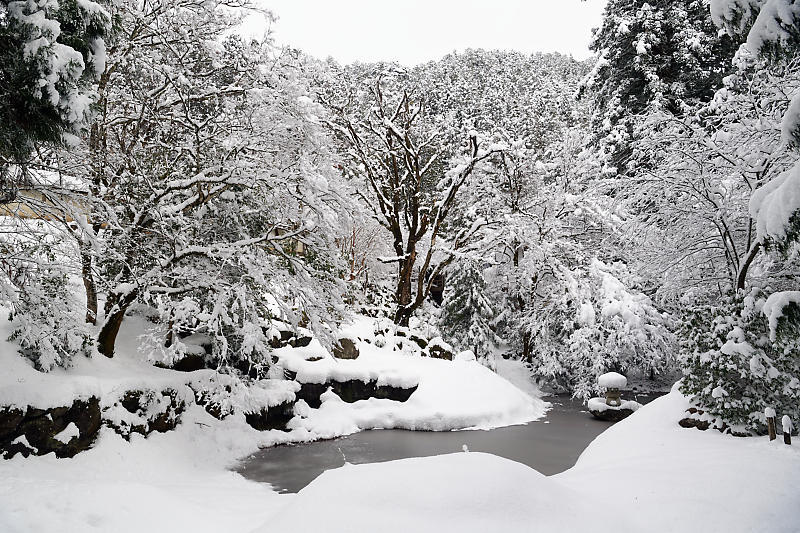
[584, 0, 737, 174]
[679, 0, 800, 432]
[0, 0, 107, 163]
[440, 257, 499, 364]
[681, 290, 800, 433]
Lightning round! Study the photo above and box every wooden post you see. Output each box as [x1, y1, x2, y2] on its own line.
[765, 407, 776, 441]
[782, 415, 793, 445]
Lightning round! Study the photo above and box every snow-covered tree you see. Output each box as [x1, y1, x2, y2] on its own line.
[583, 0, 737, 175]
[0, 0, 107, 369]
[48, 0, 353, 375]
[677, 0, 800, 432]
[619, 55, 799, 302]
[320, 66, 503, 326]
[439, 257, 499, 364]
[0, 0, 108, 163]
[522, 257, 676, 399]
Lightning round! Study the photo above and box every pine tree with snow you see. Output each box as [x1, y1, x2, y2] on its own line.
[0, 0, 108, 163]
[681, 290, 800, 434]
[679, 0, 800, 433]
[440, 257, 499, 364]
[584, 0, 737, 175]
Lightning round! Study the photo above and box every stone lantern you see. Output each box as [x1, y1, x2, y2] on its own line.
[598, 372, 627, 407]
[588, 372, 641, 422]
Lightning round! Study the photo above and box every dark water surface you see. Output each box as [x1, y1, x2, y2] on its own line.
[236, 393, 662, 493]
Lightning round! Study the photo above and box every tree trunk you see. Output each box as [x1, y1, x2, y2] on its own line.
[394, 272, 413, 327]
[97, 288, 137, 357]
[394, 255, 415, 326]
[736, 240, 761, 292]
[394, 307, 412, 327]
[522, 332, 532, 364]
[80, 242, 98, 325]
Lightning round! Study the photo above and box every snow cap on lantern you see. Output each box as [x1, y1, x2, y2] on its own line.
[598, 372, 627, 389]
[598, 372, 627, 407]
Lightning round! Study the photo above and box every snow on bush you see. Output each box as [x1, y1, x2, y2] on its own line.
[749, 161, 800, 246]
[781, 90, 800, 146]
[680, 290, 800, 434]
[527, 258, 676, 399]
[3, 0, 108, 151]
[762, 290, 800, 341]
[711, 0, 800, 52]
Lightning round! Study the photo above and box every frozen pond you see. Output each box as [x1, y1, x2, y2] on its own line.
[236, 393, 662, 493]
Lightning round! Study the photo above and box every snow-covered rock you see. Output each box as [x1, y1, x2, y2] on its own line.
[53, 422, 79, 444]
[587, 397, 641, 413]
[587, 396, 641, 422]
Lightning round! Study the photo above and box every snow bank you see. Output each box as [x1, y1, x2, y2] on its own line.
[260, 385, 800, 533]
[494, 358, 547, 401]
[559, 384, 800, 532]
[0, 408, 287, 533]
[276, 316, 546, 435]
[262, 452, 630, 533]
[286, 354, 544, 436]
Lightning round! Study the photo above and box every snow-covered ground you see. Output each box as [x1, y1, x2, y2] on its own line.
[280, 319, 544, 436]
[0, 410, 282, 533]
[559, 385, 800, 532]
[1, 312, 798, 532]
[260, 385, 800, 533]
[0, 312, 544, 531]
[2, 376, 798, 532]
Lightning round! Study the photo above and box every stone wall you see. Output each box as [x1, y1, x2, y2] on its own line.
[1, 376, 419, 459]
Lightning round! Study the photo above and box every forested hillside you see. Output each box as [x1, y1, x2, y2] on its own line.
[1, 0, 799, 442]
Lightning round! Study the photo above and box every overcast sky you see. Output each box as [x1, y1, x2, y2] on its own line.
[243, 1, 608, 65]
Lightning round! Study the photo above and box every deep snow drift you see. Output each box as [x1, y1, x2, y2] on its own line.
[0, 311, 545, 532]
[260, 386, 800, 533]
[264, 452, 630, 533]
[1, 313, 797, 532]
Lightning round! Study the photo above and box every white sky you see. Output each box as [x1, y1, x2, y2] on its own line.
[244, 0, 608, 65]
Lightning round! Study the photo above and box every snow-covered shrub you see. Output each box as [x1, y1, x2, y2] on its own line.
[680, 289, 800, 434]
[526, 258, 677, 399]
[0, 215, 94, 370]
[5, 266, 94, 371]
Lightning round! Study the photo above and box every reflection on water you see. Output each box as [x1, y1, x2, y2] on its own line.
[236, 393, 662, 493]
